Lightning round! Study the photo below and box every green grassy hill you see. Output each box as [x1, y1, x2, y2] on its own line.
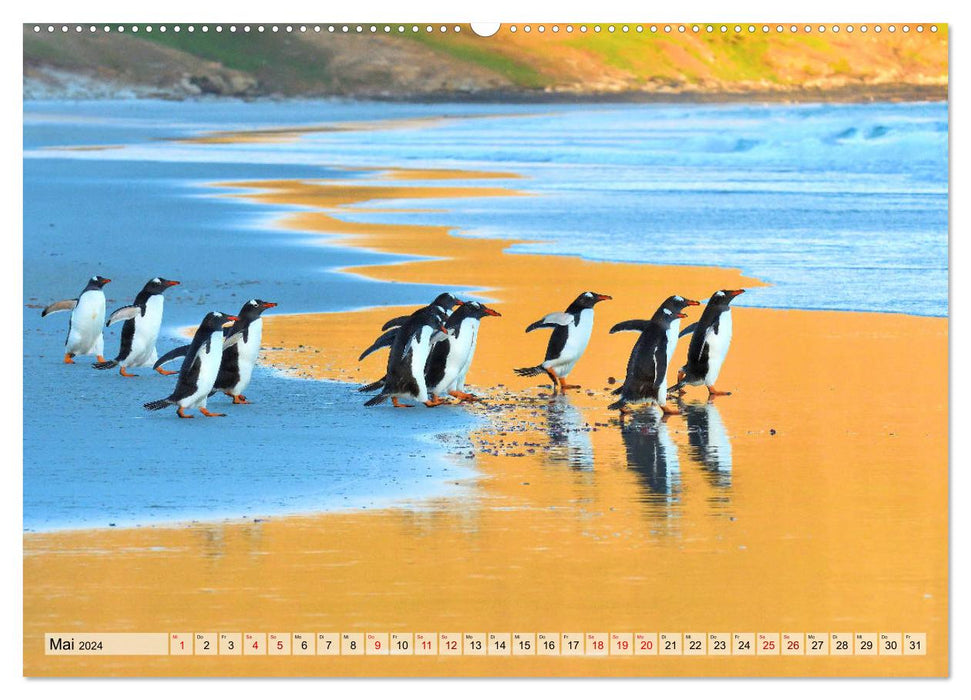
[24, 24, 948, 100]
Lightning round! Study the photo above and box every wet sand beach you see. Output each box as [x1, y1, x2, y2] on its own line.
[23, 168, 947, 677]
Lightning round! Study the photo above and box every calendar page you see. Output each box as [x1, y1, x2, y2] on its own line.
[22, 20, 948, 677]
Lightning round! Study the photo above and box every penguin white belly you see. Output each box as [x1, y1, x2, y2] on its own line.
[704, 311, 733, 385]
[404, 327, 434, 402]
[455, 324, 479, 390]
[437, 319, 478, 393]
[67, 290, 105, 355]
[124, 295, 164, 368]
[232, 319, 263, 394]
[183, 333, 225, 408]
[429, 335, 464, 396]
[547, 309, 594, 376]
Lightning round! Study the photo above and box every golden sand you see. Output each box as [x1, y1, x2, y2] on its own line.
[23, 169, 948, 677]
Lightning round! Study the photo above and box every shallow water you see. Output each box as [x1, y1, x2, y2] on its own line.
[28, 100, 948, 315]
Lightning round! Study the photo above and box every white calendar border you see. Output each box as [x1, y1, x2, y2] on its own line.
[9, 0, 965, 697]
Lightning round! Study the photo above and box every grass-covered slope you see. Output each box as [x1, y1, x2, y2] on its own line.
[24, 24, 948, 100]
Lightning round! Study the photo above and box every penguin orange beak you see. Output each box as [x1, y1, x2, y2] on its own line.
[483, 307, 502, 317]
[261, 302, 278, 309]
[595, 294, 612, 302]
[453, 300, 465, 307]
[677, 312, 688, 318]
[685, 299, 700, 306]
[166, 280, 180, 287]
[727, 289, 745, 297]
[440, 324, 448, 333]
[102, 278, 112, 284]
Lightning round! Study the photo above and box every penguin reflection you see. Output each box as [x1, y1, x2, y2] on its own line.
[620, 411, 680, 501]
[681, 399, 733, 489]
[545, 397, 595, 471]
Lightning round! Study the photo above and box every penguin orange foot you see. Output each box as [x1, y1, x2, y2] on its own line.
[558, 378, 581, 391]
[707, 386, 732, 397]
[119, 366, 137, 377]
[424, 398, 447, 407]
[63, 353, 74, 364]
[229, 394, 250, 405]
[544, 368, 561, 394]
[96, 355, 106, 363]
[448, 390, 479, 402]
[155, 367, 178, 376]
[391, 397, 414, 408]
[176, 407, 193, 419]
[199, 407, 226, 417]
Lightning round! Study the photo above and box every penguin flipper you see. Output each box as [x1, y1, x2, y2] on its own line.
[609, 319, 651, 334]
[359, 329, 398, 361]
[106, 305, 141, 327]
[41, 299, 77, 317]
[381, 315, 411, 331]
[679, 322, 699, 338]
[153, 344, 190, 370]
[525, 312, 573, 333]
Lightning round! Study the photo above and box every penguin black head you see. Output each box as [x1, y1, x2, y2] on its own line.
[569, 291, 612, 312]
[412, 306, 448, 333]
[662, 295, 700, 314]
[238, 298, 278, 322]
[143, 277, 181, 295]
[709, 289, 745, 307]
[452, 300, 502, 323]
[84, 276, 112, 291]
[653, 309, 680, 327]
[432, 292, 464, 312]
[200, 311, 239, 332]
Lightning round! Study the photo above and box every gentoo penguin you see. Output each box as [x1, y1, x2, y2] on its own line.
[154, 299, 278, 404]
[671, 289, 745, 398]
[143, 311, 238, 418]
[359, 292, 464, 361]
[514, 291, 612, 393]
[93, 277, 180, 376]
[607, 295, 700, 416]
[41, 275, 111, 364]
[362, 308, 448, 408]
[424, 301, 501, 403]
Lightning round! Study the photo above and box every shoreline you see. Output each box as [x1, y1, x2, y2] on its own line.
[24, 163, 948, 677]
[24, 84, 947, 106]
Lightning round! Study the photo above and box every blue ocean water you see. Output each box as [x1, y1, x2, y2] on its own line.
[30, 100, 948, 316]
[23, 99, 947, 530]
